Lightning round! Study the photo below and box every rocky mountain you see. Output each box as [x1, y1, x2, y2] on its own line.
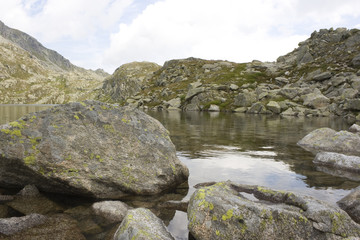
[99, 27, 360, 121]
[0, 21, 108, 104]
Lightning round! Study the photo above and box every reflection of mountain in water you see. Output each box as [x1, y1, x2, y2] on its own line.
[148, 111, 357, 190]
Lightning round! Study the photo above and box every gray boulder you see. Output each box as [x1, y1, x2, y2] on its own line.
[0, 101, 189, 199]
[247, 103, 266, 114]
[92, 201, 130, 223]
[266, 101, 281, 114]
[188, 181, 360, 240]
[185, 87, 205, 101]
[352, 54, 360, 67]
[165, 98, 181, 108]
[297, 128, 360, 155]
[302, 89, 330, 109]
[338, 187, 360, 224]
[113, 208, 174, 240]
[314, 152, 360, 173]
[208, 105, 220, 112]
[234, 92, 257, 107]
[345, 99, 360, 111]
[349, 124, 360, 133]
[312, 71, 332, 81]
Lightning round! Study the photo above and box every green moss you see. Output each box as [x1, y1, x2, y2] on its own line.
[222, 209, 234, 221]
[74, 114, 80, 120]
[170, 164, 176, 174]
[24, 155, 36, 165]
[103, 124, 115, 133]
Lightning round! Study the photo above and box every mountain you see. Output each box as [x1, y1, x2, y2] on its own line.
[99, 28, 360, 121]
[0, 21, 108, 104]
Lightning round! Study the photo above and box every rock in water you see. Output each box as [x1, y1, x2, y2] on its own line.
[188, 181, 360, 240]
[297, 128, 360, 155]
[0, 101, 189, 198]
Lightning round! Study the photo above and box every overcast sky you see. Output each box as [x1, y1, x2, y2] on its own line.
[1, 0, 360, 73]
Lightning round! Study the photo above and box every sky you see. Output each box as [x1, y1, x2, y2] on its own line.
[1, 0, 360, 74]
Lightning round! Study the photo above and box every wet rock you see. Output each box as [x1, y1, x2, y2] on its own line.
[0, 213, 47, 236]
[0, 101, 189, 199]
[297, 128, 360, 155]
[338, 186, 360, 224]
[188, 181, 360, 240]
[92, 201, 130, 223]
[113, 208, 174, 240]
[349, 124, 360, 133]
[314, 152, 360, 173]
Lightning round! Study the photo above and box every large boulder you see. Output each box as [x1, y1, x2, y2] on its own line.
[0, 101, 189, 199]
[188, 181, 360, 240]
[297, 128, 360, 155]
[234, 91, 257, 107]
[302, 89, 330, 109]
[92, 201, 130, 223]
[113, 208, 174, 240]
[314, 152, 360, 173]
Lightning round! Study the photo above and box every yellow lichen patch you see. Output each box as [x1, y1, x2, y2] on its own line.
[222, 209, 234, 221]
[74, 114, 80, 120]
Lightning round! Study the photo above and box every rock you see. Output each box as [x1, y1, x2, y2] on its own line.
[92, 201, 130, 223]
[17, 184, 40, 196]
[184, 103, 199, 111]
[297, 128, 360, 155]
[229, 84, 239, 91]
[314, 152, 360, 173]
[349, 124, 360, 133]
[189, 80, 203, 90]
[338, 186, 360, 224]
[4, 214, 86, 239]
[247, 103, 266, 114]
[280, 108, 297, 116]
[0, 213, 47, 236]
[185, 87, 205, 101]
[208, 105, 220, 112]
[0, 101, 189, 199]
[233, 107, 248, 113]
[279, 88, 300, 100]
[302, 89, 330, 109]
[345, 99, 360, 110]
[266, 101, 281, 114]
[312, 71, 332, 81]
[0, 195, 14, 203]
[188, 181, 360, 240]
[234, 92, 257, 107]
[113, 208, 174, 240]
[274, 77, 289, 86]
[0, 205, 9, 218]
[165, 98, 181, 108]
[352, 54, 360, 67]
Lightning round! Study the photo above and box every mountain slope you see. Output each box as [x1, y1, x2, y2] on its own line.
[0, 21, 108, 104]
[99, 28, 360, 120]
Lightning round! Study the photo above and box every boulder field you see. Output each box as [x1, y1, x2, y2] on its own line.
[0, 100, 189, 199]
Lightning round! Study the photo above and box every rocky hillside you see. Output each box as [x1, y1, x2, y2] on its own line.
[99, 27, 360, 121]
[0, 21, 108, 104]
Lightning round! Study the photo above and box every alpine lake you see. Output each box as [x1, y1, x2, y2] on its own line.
[0, 104, 358, 240]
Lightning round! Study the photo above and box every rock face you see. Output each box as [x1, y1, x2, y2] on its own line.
[188, 181, 360, 240]
[113, 208, 174, 240]
[0, 214, 47, 235]
[0, 101, 189, 198]
[297, 128, 360, 155]
[92, 201, 130, 223]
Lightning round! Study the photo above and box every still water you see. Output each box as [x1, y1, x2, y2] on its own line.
[0, 105, 358, 239]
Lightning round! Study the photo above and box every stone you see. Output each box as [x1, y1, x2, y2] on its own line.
[208, 105, 220, 112]
[233, 107, 248, 113]
[189, 80, 202, 90]
[6, 195, 63, 215]
[92, 201, 130, 223]
[165, 98, 181, 108]
[113, 208, 174, 240]
[184, 103, 199, 111]
[0, 101, 189, 199]
[185, 87, 205, 101]
[0, 205, 9, 218]
[280, 108, 297, 116]
[274, 77, 288, 86]
[188, 181, 360, 240]
[234, 92, 257, 107]
[229, 84, 239, 91]
[302, 89, 330, 109]
[17, 184, 40, 197]
[312, 71, 332, 81]
[279, 88, 300, 99]
[0, 214, 47, 236]
[338, 186, 360, 224]
[297, 128, 360, 155]
[314, 152, 360, 173]
[349, 124, 360, 133]
[266, 101, 281, 114]
[345, 99, 360, 110]
[352, 54, 360, 67]
[247, 103, 265, 114]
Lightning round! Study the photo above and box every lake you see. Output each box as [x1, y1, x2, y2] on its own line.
[0, 105, 358, 240]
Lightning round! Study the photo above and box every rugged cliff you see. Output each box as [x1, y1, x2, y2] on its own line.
[0, 21, 108, 104]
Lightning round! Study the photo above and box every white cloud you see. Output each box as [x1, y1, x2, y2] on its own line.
[102, 0, 360, 72]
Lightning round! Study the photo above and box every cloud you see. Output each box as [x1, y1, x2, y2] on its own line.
[102, 0, 360, 72]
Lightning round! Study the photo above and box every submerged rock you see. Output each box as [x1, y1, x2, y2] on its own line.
[297, 128, 360, 155]
[188, 181, 360, 240]
[113, 208, 174, 240]
[0, 101, 189, 199]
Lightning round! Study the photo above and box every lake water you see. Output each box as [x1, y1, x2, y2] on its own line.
[0, 105, 358, 240]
